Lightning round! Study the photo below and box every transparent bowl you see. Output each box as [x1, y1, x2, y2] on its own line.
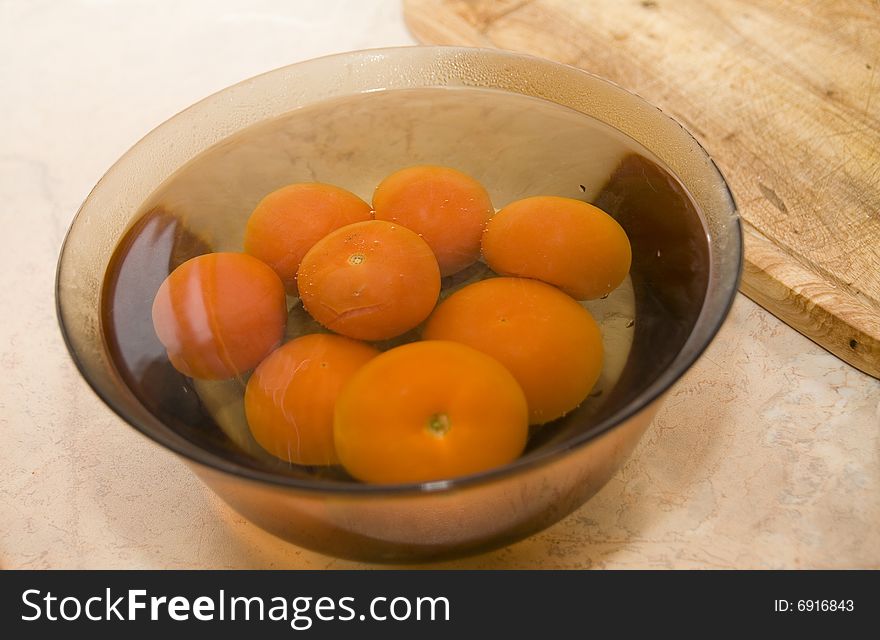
[56, 46, 741, 563]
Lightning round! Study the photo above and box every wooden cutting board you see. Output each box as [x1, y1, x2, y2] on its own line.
[404, 0, 880, 378]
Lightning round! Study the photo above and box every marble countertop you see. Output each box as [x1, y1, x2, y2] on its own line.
[1, 0, 877, 569]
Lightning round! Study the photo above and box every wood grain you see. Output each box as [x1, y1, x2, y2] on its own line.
[403, 0, 880, 377]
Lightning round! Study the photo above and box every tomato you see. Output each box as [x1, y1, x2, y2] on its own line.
[334, 340, 528, 483]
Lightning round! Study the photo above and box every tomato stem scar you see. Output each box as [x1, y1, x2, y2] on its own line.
[427, 412, 451, 437]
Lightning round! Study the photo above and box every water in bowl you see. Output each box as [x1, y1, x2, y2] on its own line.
[101, 86, 706, 481]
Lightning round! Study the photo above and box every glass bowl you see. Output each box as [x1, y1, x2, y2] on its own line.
[56, 46, 741, 563]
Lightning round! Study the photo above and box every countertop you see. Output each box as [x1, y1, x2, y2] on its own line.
[1, 0, 877, 569]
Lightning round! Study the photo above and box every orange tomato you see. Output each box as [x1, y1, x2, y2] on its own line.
[244, 182, 372, 294]
[151, 252, 287, 380]
[297, 220, 441, 341]
[334, 340, 528, 484]
[482, 196, 631, 300]
[372, 165, 493, 277]
[424, 277, 603, 424]
[244, 334, 379, 465]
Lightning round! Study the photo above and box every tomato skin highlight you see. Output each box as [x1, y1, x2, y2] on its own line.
[334, 340, 528, 484]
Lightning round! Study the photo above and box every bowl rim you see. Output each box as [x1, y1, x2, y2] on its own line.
[56, 44, 742, 496]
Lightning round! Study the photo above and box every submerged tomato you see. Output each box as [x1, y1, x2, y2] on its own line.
[334, 340, 528, 484]
[151, 252, 287, 379]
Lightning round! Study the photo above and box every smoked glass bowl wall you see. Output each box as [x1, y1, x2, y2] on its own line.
[57, 46, 741, 562]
